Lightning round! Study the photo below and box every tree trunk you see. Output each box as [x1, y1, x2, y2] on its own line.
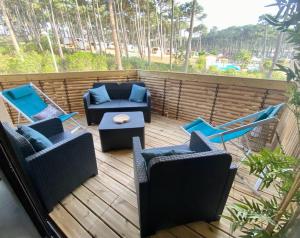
[108, 0, 123, 70]
[184, 0, 196, 72]
[119, 0, 129, 58]
[113, 1, 122, 57]
[134, 0, 143, 58]
[262, 25, 267, 59]
[75, 0, 86, 50]
[92, 0, 102, 53]
[267, 1, 290, 79]
[146, 0, 151, 65]
[169, 0, 174, 69]
[49, 0, 64, 59]
[28, 2, 44, 51]
[159, 1, 163, 59]
[1, 0, 21, 55]
[86, 12, 96, 53]
[96, 0, 106, 52]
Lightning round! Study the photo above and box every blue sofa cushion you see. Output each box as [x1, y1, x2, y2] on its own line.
[129, 84, 146, 103]
[89, 85, 111, 104]
[142, 147, 195, 166]
[17, 126, 53, 152]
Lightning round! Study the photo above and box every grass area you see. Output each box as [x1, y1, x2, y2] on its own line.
[0, 41, 286, 80]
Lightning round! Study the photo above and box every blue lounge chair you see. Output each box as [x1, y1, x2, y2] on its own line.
[183, 103, 285, 192]
[182, 103, 285, 150]
[0, 83, 83, 132]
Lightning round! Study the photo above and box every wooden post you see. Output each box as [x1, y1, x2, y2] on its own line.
[0, 98, 13, 126]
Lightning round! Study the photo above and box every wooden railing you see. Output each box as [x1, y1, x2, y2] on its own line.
[0, 70, 138, 123]
[272, 107, 300, 157]
[0, 70, 292, 150]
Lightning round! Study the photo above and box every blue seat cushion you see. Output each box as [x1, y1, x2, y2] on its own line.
[142, 146, 195, 166]
[129, 84, 146, 103]
[17, 126, 53, 152]
[89, 85, 111, 104]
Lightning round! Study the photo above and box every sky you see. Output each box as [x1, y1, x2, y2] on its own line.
[178, 0, 279, 30]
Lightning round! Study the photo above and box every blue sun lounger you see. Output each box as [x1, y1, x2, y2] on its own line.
[0, 83, 83, 132]
[182, 103, 285, 150]
[183, 103, 285, 192]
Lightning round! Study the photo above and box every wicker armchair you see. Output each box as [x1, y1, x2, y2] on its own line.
[0, 118, 98, 212]
[133, 131, 237, 237]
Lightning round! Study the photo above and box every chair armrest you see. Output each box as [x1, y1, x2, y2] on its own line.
[132, 137, 148, 184]
[145, 89, 151, 106]
[83, 91, 91, 108]
[28, 118, 63, 138]
[25, 131, 97, 211]
[216, 164, 237, 216]
[189, 131, 217, 152]
[132, 136, 151, 237]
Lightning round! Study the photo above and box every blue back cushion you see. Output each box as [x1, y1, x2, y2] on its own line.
[142, 148, 195, 166]
[2, 84, 47, 119]
[2, 123, 36, 158]
[129, 84, 146, 103]
[89, 85, 111, 104]
[255, 106, 274, 122]
[17, 126, 53, 152]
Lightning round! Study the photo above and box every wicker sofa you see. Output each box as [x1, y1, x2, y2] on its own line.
[133, 131, 237, 237]
[0, 118, 98, 212]
[83, 81, 151, 125]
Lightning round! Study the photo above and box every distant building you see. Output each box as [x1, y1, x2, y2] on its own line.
[205, 55, 217, 70]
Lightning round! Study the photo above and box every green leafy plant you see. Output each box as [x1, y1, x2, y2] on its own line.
[224, 1, 300, 237]
[226, 148, 299, 237]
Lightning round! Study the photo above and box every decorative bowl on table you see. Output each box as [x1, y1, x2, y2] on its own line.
[113, 114, 130, 124]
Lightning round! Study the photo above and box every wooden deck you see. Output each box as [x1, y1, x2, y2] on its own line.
[49, 114, 276, 238]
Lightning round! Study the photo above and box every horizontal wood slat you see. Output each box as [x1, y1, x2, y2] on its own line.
[0, 70, 138, 123]
[0, 69, 295, 154]
[139, 70, 287, 146]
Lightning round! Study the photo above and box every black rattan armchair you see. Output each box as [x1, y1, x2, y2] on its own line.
[0, 118, 98, 212]
[133, 131, 237, 237]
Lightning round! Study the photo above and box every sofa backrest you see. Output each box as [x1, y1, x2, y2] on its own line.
[93, 81, 146, 100]
[147, 151, 232, 224]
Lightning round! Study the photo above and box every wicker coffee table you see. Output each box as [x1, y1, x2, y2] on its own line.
[98, 111, 145, 152]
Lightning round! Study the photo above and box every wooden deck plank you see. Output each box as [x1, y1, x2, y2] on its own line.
[50, 114, 275, 238]
[61, 195, 119, 238]
[49, 204, 92, 238]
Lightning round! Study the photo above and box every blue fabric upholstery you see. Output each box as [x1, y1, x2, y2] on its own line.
[8, 85, 33, 99]
[17, 125, 53, 152]
[129, 84, 147, 103]
[2, 84, 47, 118]
[58, 112, 78, 122]
[254, 106, 274, 122]
[183, 104, 284, 144]
[89, 85, 111, 104]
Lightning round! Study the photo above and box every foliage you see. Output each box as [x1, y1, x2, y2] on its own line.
[235, 50, 252, 69]
[263, 59, 273, 71]
[224, 1, 300, 237]
[174, 50, 185, 65]
[225, 147, 299, 237]
[65, 52, 108, 71]
[196, 54, 206, 71]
